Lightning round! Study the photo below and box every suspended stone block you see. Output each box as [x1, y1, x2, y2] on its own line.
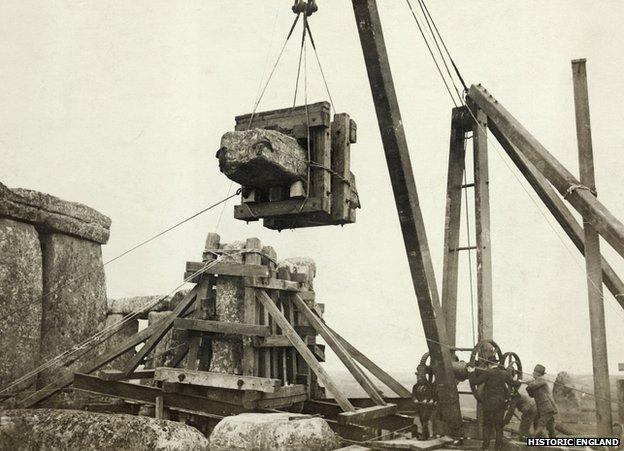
[217, 129, 308, 189]
[0, 219, 42, 391]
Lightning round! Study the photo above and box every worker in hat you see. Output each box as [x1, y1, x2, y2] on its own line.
[526, 364, 558, 438]
[411, 360, 437, 439]
[467, 359, 521, 450]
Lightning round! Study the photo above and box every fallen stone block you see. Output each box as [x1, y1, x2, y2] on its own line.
[209, 412, 341, 450]
[0, 409, 209, 450]
[217, 129, 307, 189]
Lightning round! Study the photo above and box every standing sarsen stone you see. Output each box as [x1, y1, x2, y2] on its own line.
[0, 219, 42, 392]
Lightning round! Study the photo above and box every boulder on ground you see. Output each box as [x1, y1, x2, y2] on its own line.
[209, 412, 341, 450]
[0, 409, 209, 451]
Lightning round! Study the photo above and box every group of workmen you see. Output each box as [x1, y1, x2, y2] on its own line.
[467, 361, 558, 449]
[412, 356, 559, 450]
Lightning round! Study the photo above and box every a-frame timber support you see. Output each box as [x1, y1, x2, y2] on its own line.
[462, 65, 624, 434]
[441, 104, 494, 346]
[352, 0, 464, 436]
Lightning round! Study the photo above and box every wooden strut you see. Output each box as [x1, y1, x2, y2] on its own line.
[291, 294, 386, 406]
[17, 287, 197, 408]
[468, 84, 624, 260]
[489, 123, 624, 308]
[441, 106, 470, 346]
[351, 0, 463, 435]
[256, 289, 355, 412]
[572, 58, 612, 436]
[324, 325, 412, 398]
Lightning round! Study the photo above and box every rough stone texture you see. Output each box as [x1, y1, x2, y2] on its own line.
[218, 129, 307, 189]
[277, 257, 317, 287]
[38, 233, 107, 401]
[0, 181, 111, 244]
[107, 289, 190, 320]
[209, 413, 341, 451]
[0, 409, 209, 450]
[103, 314, 139, 370]
[0, 219, 43, 391]
[210, 242, 245, 374]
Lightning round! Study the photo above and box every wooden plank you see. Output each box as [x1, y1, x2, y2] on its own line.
[186, 280, 212, 371]
[173, 318, 270, 337]
[338, 404, 398, 425]
[352, 0, 463, 435]
[310, 124, 332, 205]
[440, 106, 469, 346]
[572, 58, 612, 436]
[291, 294, 386, 405]
[155, 395, 165, 419]
[73, 373, 247, 418]
[122, 287, 199, 376]
[98, 369, 155, 381]
[256, 289, 355, 412]
[490, 123, 624, 309]
[235, 102, 331, 139]
[243, 238, 262, 376]
[325, 326, 411, 398]
[468, 83, 624, 259]
[349, 118, 358, 144]
[17, 300, 186, 408]
[153, 367, 281, 393]
[185, 261, 269, 278]
[234, 197, 330, 221]
[470, 100, 494, 341]
[245, 277, 302, 292]
[331, 113, 352, 222]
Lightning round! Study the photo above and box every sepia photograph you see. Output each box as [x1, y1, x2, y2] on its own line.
[1, 1, 623, 449]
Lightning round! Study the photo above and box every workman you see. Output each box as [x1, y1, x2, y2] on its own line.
[526, 364, 558, 438]
[468, 359, 520, 450]
[506, 391, 538, 439]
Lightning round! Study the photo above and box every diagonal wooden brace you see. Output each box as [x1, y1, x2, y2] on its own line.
[255, 289, 354, 412]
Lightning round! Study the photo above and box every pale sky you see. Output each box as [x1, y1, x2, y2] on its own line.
[2, 1, 624, 377]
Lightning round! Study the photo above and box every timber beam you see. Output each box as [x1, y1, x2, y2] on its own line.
[468, 84, 624, 259]
[351, 0, 463, 435]
[490, 123, 624, 308]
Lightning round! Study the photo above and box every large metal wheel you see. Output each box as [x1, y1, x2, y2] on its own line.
[469, 339, 504, 401]
[501, 351, 523, 385]
[418, 352, 435, 385]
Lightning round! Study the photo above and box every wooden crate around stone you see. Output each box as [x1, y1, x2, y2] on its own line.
[218, 102, 359, 230]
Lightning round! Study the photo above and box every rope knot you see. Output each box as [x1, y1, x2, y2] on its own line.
[563, 184, 596, 199]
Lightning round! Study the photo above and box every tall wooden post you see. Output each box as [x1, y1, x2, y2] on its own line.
[470, 102, 494, 342]
[441, 107, 469, 346]
[572, 58, 612, 436]
[352, 0, 463, 436]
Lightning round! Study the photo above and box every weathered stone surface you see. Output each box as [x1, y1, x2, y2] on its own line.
[0, 219, 42, 391]
[103, 314, 139, 370]
[217, 129, 307, 189]
[0, 409, 209, 450]
[0, 181, 110, 244]
[278, 257, 316, 287]
[38, 233, 107, 400]
[210, 242, 245, 374]
[107, 289, 191, 319]
[209, 412, 341, 451]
